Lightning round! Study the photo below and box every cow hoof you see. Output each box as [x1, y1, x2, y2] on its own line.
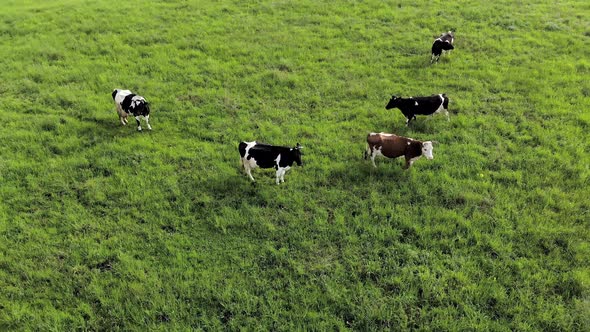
[137, 127, 142, 131]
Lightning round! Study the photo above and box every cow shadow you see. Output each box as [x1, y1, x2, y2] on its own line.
[81, 116, 150, 143]
[203, 168, 276, 197]
[321, 157, 410, 189]
[387, 117, 443, 136]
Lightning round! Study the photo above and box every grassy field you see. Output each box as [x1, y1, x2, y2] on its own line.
[0, 0, 589, 330]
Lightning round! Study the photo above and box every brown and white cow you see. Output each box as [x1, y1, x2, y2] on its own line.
[365, 132, 434, 169]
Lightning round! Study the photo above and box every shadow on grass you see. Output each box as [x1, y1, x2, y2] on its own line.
[78, 116, 150, 147]
[318, 157, 410, 190]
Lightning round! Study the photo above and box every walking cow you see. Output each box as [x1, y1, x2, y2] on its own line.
[386, 94, 450, 126]
[112, 89, 152, 131]
[365, 132, 434, 169]
[239, 141, 303, 185]
[431, 30, 455, 63]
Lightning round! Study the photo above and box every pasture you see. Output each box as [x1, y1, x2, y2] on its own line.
[0, 0, 588, 330]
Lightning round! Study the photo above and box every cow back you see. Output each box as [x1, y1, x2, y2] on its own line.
[368, 133, 409, 159]
[247, 144, 283, 169]
[409, 95, 445, 115]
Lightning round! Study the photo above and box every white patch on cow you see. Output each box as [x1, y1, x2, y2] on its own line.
[241, 142, 259, 182]
[276, 166, 291, 184]
[433, 94, 449, 120]
[422, 141, 434, 160]
[378, 133, 393, 136]
[408, 156, 421, 167]
[415, 101, 419, 106]
[434, 94, 450, 121]
[407, 141, 411, 145]
[135, 116, 142, 131]
[370, 146, 383, 167]
[274, 154, 283, 184]
[113, 89, 132, 105]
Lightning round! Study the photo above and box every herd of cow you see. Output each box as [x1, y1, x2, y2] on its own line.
[112, 31, 456, 185]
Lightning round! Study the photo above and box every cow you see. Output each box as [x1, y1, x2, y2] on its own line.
[385, 94, 450, 125]
[365, 132, 434, 169]
[431, 30, 455, 63]
[112, 89, 152, 131]
[239, 141, 303, 185]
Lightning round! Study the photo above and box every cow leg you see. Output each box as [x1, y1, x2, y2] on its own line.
[281, 168, 289, 183]
[275, 169, 281, 185]
[445, 109, 450, 121]
[145, 115, 152, 130]
[404, 158, 412, 169]
[117, 105, 127, 125]
[370, 152, 377, 168]
[135, 116, 142, 131]
[244, 164, 255, 182]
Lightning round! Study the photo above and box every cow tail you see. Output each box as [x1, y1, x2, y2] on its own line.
[364, 143, 370, 160]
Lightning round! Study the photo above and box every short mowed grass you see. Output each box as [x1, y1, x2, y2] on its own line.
[1, 0, 589, 330]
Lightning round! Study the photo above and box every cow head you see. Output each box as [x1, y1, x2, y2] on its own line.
[293, 143, 303, 166]
[386, 95, 400, 109]
[442, 42, 454, 51]
[143, 102, 151, 116]
[131, 98, 150, 116]
[422, 141, 434, 160]
[112, 89, 119, 100]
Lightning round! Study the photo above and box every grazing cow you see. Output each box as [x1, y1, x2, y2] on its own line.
[431, 31, 455, 63]
[112, 89, 152, 131]
[386, 94, 450, 125]
[239, 141, 303, 185]
[365, 132, 434, 169]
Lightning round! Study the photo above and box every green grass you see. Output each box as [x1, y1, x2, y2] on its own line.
[0, 0, 589, 330]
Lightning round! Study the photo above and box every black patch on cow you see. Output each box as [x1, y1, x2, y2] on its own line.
[134, 101, 150, 117]
[442, 94, 449, 109]
[238, 142, 248, 158]
[239, 142, 302, 169]
[112, 89, 118, 100]
[121, 94, 137, 113]
[431, 40, 454, 57]
[386, 94, 448, 125]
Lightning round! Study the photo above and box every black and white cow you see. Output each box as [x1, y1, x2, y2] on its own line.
[365, 132, 434, 169]
[431, 31, 455, 63]
[386, 94, 450, 125]
[112, 89, 152, 131]
[239, 141, 303, 185]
